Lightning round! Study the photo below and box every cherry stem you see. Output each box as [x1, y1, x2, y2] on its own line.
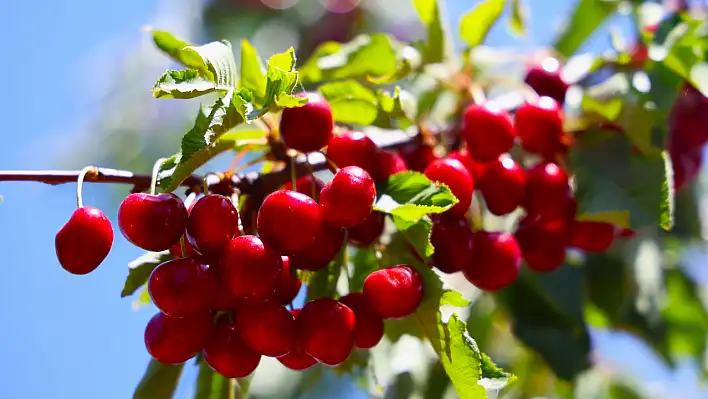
[179, 236, 187, 258]
[227, 145, 253, 173]
[232, 154, 268, 174]
[304, 161, 316, 199]
[149, 158, 169, 195]
[320, 152, 339, 172]
[289, 157, 297, 191]
[75, 165, 98, 208]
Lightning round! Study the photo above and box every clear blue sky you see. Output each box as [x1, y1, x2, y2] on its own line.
[0, 1, 704, 398]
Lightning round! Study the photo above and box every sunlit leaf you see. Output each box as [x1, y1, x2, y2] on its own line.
[121, 251, 173, 297]
[133, 359, 183, 399]
[152, 69, 218, 99]
[239, 40, 266, 102]
[552, 0, 620, 56]
[459, 0, 505, 48]
[319, 80, 379, 125]
[508, 0, 527, 37]
[374, 171, 458, 223]
[412, 0, 446, 63]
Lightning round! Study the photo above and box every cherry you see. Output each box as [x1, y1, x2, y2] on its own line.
[290, 223, 344, 271]
[319, 166, 376, 228]
[462, 231, 521, 291]
[274, 257, 302, 304]
[326, 131, 383, 181]
[257, 190, 322, 255]
[515, 97, 564, 158]
[118, 192, 187, 252]
[515, 220, 567, 272]
[523, 163, 570, 222]
[280, 92, 333, 153]
[424, 158, 474, 217]
[144, 311, 212, 365]
[378, 151, 408, 179]
[283, 175, 325, 200]
[668, 84, 708, 153]
[670, 143, 703, 191]
[478, 156, 526, 216]
[430, 214, 474, 274]
[568, 221, 616, 253]
[448, 149, 489, 180]
[169, 239, 199, 258]
[461, 104, 515, 162]
[398, 143, 438, 172]
[297, 298, 356, 366]
[339, 292, 384, 349]
[524, 57, 568, 105]
[363, 265, 424, 319]
[204, 318, 261, 378]
[147, 257, 214, 317]
[209, 278, 244, 312]
[55, 207, 113, 275]
[186, 194, 240, 256]
[277, 309, 318, 370]
[348, 211, 386, 247]
[220, 235, 283, 300]
[236, 300, 296, 357]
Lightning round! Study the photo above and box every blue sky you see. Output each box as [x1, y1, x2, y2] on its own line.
[0, 1, 705, 398]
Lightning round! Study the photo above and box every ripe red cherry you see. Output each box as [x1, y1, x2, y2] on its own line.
[148, 257, 214, 317]
[297, 298, 356, 366]
[463, 231, 521, 291]
[339, 292, 384, 349]
[378, 151, 408, 179]
[186, 194, 240, 256]
[220, 235, 283, 300]
[424, 158, 474, 217]
[274, 257, 302, 304]
[144, 311, 212, 365]
[204, 318, 261, 378]
[348, 211, 386, 247]
[118, 193, 187, 251]
[283, 175, 325, 200]
[478, 156, 526, 216]
[448, 149, 489, 180]
[290, 223, 344, 271]
[55, 207, 113, 275]
[236, 300, 296, 357]
[515, 221, 567, 272]
[524, 57, 569, 105]
[568, 221, 616, 253]
[430, 214, 474, 274]
[515, 97, 564, 158]
[209, 278, 244, 312]
[461, 104, 515, 162]
[257, 190, 322, 255]
[670, 143, 703, 191]
[668, 84, 708, 152]
[319, 166, 376, 228]
[398, 143, 438, 172]
[326, 131, 383, 181]
[278, 309, 318, 370]
[523, 163, 570, 221]
[280, 92, 333, 153]
[363, 265, 424, 319]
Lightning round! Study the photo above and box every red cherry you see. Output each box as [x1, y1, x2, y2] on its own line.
[148, 257, 214, 317]
[319, 166, 376, 228]
[290, 223, 344, 271]
[55, 207, 113, 275]
[326, 131, 383, 181]
[448, 149, 489, 180]
[523, 163, 570, 221]
[236, 300, 296, 357]
[378, 151, 408, 179]
[363, 265, 424, 319]
[257, 190, 322, 255]
[169, 239, 199, 258]
[283, 175, 325, 200]
[398, 143, 438, 172]
[274, 257, 302, 304]
[515, 97, 564, 158]
[220, 235, 283, 300]
[515, 221, 566, 273]
[348, 211, 386, 247]
[462, 231, 521, 291]
[430, 214, 474, 274]
[461, 104, 516, 162]
[144, 311, 212, 365]
[209, 278, 244, 312]
[424, 158, 474, 217]
[186, 194, 240, 256]
[568, 221, 616, 253]
[297, 298, 356, 366]
[204, 318, 261, 378]
[339, 292, 384, 349]
[280, 92, 333, 153]
[668, 84, 708, 152]
[524, 57, 568, 105]
[277, 309, 318, 370]
[670, 145, 703, 191]
[478, 156, 526, 216]
[118, 193, 187, 251]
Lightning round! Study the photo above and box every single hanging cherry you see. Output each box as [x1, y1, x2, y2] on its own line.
[280, 92, 333, 153]
[363, 265, 424, 319]
[144, 311, 212, 365]
[319, 166, 376, 228]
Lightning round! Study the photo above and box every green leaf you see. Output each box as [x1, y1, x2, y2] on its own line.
[508, 0, 527, 37]
[393, 216, 434, 258]
[304, 245, 345, 301]
[194, 359, 230, 399]
[263, 48, 300, 108]
[459, 0, 505, 48]
[318, 80, 379, 125]
[374, 171, 458, 223]
[377, 87, 416, 126]
[152, 69, 217, 99]
[152, 31, 203, 69]
[552, 0, 620, 57]
[133, 359, 184, 399]
[349, 247, 379, 292]
[663, 269, 708, 369]
[412, 0, 446, 63]
[239, 40, 266, 102]
[122, 251, 173, 297]
[181, 40, 238, 87]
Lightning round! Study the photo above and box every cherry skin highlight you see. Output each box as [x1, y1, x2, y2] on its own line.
[236, 300, 296, 357]
[220, 235, 283, 300]
[204, 318, 261, 378]
[461, 104, 516, 162]
[515, 97, 564, 158]
[290, 223, 344, 271]
[448, 149, 489, 180]
[144, 311, 212, 365]
[462, 231, 521, 291]
[515, 221, 567, 273]
[568, 221, 616, 253]
[55, 206, 114, 275]
[257, 190, 322, 255]
[148, 257, 214, 317]
[283, 175, 325, 200]
[118, 192, 188, 252]
[523, 163, 570, 222]
[280, 92, 333, 153]
[319, 166, 376, 228]
[297, 298, 356, 366]
[478, 156, 526, 216]
[363, 265, 424, 319]
[430, 214, 474, 274]
[424, 158, 474, 217]
[524, 57, 568, 105]
[339, 292, 384, 349]
[326, 131, 383, 181]
[348, 211, 386, 247]
[278, 309, 318, 370]
[186, 194, 240, 256]
[274, 257, 302, 304]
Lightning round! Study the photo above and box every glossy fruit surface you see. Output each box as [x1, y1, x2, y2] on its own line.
[348, 211, 386, 247]
[277, 309, 318, 370]
[363, 265, 424, 319]
[319, 166, 376, 228]
[274, 257, 302, 304]
[283, 175, 325, 200]
[668, 84, 708, 153]
[398, 143, 438, 172]
[55, 206, 113, 275]
[148, 257, 214, 316]
[144, 311, 212, 365]
[220, 235, 283, 300]
[524, 57, 568, 105]
[290, 223, 344, 271]
[378, 151, 408, 179]
[237, 300, 296, 357]
[326, 131, 383, 180]
[169, 239, 199, 258]
[568, 221, 616, 253]
[297, 298, 356, 366]
[280, 92, 333, 153]
[430, 214, 474, 274]
[424, 158, 474, 217]
[523, 163, 570, 221]
[257, 190, 322, 255]
[448, 149, 488, 180]
[204, 318, 261, 378]
[515, 97, 564, 158]
[186, 194, 240, 256]
[462, 104, 516, 162]
[478, 156, 526, 216]
[339, 292, 384, 349]
[118, 192, 187, 251]
[515, 221, 567, 272]
[462, 231, 521, 291]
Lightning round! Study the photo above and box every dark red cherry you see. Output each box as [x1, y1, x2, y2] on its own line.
[326, 131, 384, 181]
[280, 92, 333, 153]
[378, 150, 408, 180]
[339, 292, 384, 349]
[424, 158, 474, 217]
[209, 278, 244, 312]
[169, 239, 199, 258]
[274, 257, 302, 304]
[668, 84, 708, 153]
[118, 193, 187, 251]
[186, 194, 240, 256]
[430, 214, 474, 274]
[297, 298, 356, 366]
[524, 57, 568, 105]
[515, 221, 566, 273]
[478, 156, 526, 216]
[462, 231, 521, 291]
[462, 104, 516, 162]
[670, 145, 703, 191]
[237, 300, 296, 357]
[363, 265, 424, 319]
[278, 309, 318, 370]
[515, 97, 564, 158]
[283, 175, 325, 200]
[55, 206, 113, 275]
[290, 223, 344, 271]
[220, 235, 283, 300]
[148, 257, 214, 317]
[348, 211, 386, 247]
[398, 143, 438, 172]
[257, 190, 322, 255]
[523, 163, 570, 222]
[144, 311, 212, 365]
[568, 221, 616, 253]
[204, 318, 261, 378]
[319, 166, 376, 228]
[448, 149, 489, 180]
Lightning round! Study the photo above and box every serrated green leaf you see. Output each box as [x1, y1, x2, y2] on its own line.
[122, 251, 173, 297]
[181, 40, 238, 87]
[194, 359, 230, 399]
[374, 171, 458, 223]
[552, 0, 620, 57]
[412, 0, 446, 63]
[152, 31, 203, 69]
[393, 216, 434, 258]
[133, 359, 184, 399]
[318, 80, 379, 125]
[459, 0, 505, 49]
[508, 0, 527, 37]
[263, 48, 299, 108]
[239, 40, 266, 102]
[152, 69, 217, 99]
